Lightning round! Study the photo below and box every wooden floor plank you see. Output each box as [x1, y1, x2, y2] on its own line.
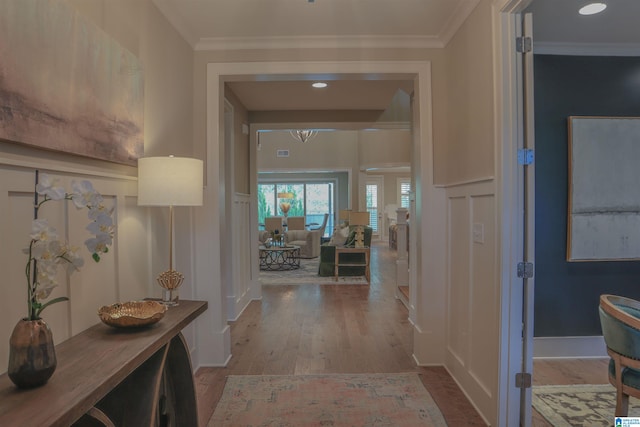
[195, 241, 609, 426]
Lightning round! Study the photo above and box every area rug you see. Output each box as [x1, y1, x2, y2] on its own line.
[260, 257, 368, 285]
[208, 373, 447, 426]
[533, 384, 640, 426]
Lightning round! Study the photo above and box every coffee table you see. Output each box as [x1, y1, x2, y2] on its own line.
[259, 245, 301, 271]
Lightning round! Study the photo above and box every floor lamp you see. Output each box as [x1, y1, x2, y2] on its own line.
[138, 156, 203, 306]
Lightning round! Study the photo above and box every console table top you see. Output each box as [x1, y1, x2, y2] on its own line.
[0, 299, 207, 427]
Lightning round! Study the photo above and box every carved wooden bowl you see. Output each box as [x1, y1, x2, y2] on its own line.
[98, 301, 168, 328]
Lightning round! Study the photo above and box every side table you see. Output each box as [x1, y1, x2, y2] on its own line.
[334, 246, 370, 283]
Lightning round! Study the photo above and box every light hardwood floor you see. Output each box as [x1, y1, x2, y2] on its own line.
[195, 240, 610, 426]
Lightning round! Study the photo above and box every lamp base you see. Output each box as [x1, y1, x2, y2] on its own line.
[156, 270, 184, 306]
[354, 225, 365, 248]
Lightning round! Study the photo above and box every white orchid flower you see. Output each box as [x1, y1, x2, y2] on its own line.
[36, 173, 66, 200]
[70, 180, 100, 209]
[25, 172, 114, 320]
[87, 204, 111, 220]
[86, 212, 114, 235]
[85, 233, 111, 255]
[29, 219, 59, 243]
[35, 283, 57, 301]
[63, 245, 85, 274]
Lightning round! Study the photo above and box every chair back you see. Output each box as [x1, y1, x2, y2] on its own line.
[316, 213, 329, 236]
[264, 216, 284, 235]
[599, 294, 640, 358]
[287, 216, 306, 230]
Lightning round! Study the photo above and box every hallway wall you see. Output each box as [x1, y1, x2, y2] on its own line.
[534, 54, 640, 338]
[0, 0, 198, 371]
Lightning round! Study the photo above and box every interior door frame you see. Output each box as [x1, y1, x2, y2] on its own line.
[199, 60, 438, 371]
[496, 1, 536, 426]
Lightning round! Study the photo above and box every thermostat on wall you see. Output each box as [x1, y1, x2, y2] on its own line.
[276, 149, 290, 157]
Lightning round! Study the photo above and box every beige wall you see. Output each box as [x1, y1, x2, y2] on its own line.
[358, 129, 411, 170]
[224, 86, 251, 194]
[441, 0, 495, 183]
[438, 0, 499, 423]
[0, 0, 196, 372]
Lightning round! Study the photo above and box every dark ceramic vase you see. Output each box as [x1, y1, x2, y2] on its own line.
[8, 318, 57, 388]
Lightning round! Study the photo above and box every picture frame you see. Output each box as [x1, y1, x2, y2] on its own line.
[567, 116, 640, 261]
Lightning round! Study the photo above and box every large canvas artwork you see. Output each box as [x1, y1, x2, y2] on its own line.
[0, 0, 144, 166]
[567, 116, 640, 261]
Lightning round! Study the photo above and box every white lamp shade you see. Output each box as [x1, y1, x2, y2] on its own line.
[349, 211, 370, 226]
[138, 156, 203, 206]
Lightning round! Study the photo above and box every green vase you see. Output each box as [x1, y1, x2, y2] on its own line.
[8, 318, 57, 388]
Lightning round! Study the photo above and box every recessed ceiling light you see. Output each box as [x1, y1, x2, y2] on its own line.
[579, 2, 607, 15]
[312, 82, 327, 88]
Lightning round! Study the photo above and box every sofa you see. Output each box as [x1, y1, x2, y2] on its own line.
[318, 226, 373, 277]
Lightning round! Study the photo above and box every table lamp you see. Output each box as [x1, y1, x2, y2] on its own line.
[138, 156, 203, 306]
[339, 209, 352, 228]
[349, 211, 370, 248]
[277, 192, 294, 218]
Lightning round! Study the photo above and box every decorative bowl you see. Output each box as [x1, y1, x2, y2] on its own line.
[98, 301, 168, 328]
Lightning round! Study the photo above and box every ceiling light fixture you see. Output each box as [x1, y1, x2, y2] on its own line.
[312, 82, 327, 88]
[290, 129, 318, 143]
[579, 2, 607, 15]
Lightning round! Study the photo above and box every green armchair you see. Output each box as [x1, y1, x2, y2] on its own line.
[599, 294, 640, 416]
[318, 226, 373, 277]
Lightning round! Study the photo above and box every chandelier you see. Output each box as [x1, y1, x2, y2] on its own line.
[290, 129, 318, 143]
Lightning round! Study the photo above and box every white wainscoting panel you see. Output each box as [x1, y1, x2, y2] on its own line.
[228, 194, 252, 320]
[444, 179, 498, 423]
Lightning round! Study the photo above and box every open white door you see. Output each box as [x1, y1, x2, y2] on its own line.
[518, 12, 536, 427]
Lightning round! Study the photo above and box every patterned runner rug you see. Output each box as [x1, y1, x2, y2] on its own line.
[260, 257, 368, 285]
[209, 373, 448, 426]
[533, 384, 640, 426]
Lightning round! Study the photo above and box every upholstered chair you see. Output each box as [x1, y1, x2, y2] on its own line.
[264, 216, 284, 235]
[598, 294, 640, 416]
[284, 229, 321, 258]
[286, 216, 306, 230]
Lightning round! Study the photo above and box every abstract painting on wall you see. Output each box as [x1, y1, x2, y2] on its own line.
[0, 0, 144, 166]
[567, 116, 640, 261]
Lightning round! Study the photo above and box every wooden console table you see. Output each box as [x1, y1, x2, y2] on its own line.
[0, 300, 207, 427]
[334, 246, 370, 283]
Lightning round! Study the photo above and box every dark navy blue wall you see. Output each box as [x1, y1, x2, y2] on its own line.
[534, 54, 640, 337]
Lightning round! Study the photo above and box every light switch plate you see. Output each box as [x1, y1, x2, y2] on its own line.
[473, 223, 484, 244]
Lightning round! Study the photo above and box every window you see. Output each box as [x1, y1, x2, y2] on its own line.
[398, 178, 411, 209]
[258, 182, 334, 236]
[366, 184, 378, 232]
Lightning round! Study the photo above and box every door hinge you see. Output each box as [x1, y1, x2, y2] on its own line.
[517, 148, 534, 165]
[516, 36, 532, 53]
[517, 262, 534, 279]
[515, 372, 532, 389]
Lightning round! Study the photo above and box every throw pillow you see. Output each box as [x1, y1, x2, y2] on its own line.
[344, 230, 357, 247]
[328, 225, 350, 246]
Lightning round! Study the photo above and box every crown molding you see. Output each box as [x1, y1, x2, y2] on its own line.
[194, 35, 444, 51]
[534, 41, 640, 56]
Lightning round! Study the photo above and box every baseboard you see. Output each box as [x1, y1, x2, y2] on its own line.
[533, 336, 607, 358]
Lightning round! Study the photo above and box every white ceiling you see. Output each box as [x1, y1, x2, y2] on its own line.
[152, 0, 639, 113]
[526, 0, 640, 55]
[152, 0, 481, 50]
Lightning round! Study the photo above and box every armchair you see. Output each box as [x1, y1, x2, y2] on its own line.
[318, 226, 372, 277]
[599, 294, 640, 416]
[285, 229, 321, 258]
